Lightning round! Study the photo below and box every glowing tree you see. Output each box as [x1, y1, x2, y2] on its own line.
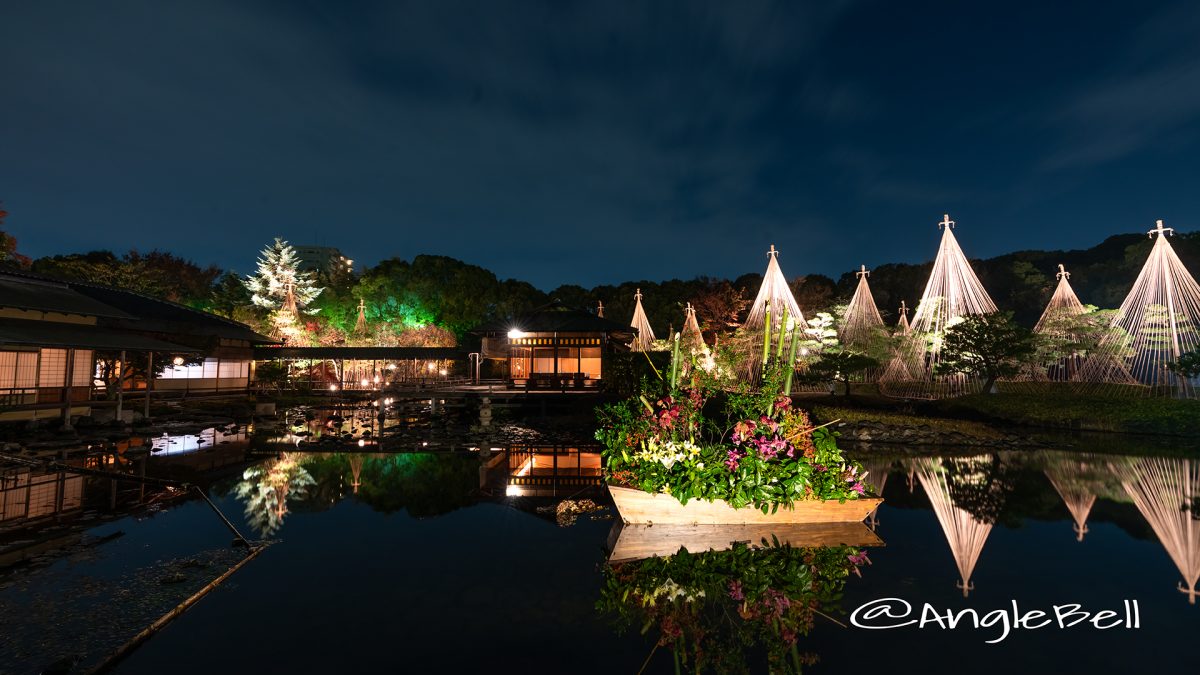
[1081, 221, 1200, 398]
[841, 265, 885, 347]
[233, 453, 316, 536]
[244, 238, 324, 340]
[880, 215, 997, 398]
[629, 288, 656, 352]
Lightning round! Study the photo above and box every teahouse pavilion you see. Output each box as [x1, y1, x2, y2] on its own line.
[477, 300, 633, 389]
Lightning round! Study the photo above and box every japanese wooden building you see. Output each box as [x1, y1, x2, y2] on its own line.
[0, 269, 272, 424]
[476, 300, 633, 388]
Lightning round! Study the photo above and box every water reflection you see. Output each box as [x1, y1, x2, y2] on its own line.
[150, 426, 249, 456]
[1114, 457, 1199, 604]
[599, 529, 880, 673]
[912, 456, 1004, 598]
[1043, 452, 1104, 541]
[232, 453, 315, 537]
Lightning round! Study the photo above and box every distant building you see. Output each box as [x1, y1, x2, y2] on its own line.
[292, 245, 354, 278]
[475, 300, 633, 389]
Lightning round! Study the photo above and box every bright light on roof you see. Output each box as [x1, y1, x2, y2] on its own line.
[507, 328, 527, 339]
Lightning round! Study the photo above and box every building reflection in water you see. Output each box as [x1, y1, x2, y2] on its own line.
[1113, 456, 1199, 605]
[0, 464, 83, 525]
[912, 456, 1001, 598]
[150, 426, 250, 456]
[493, 445, 603, 498]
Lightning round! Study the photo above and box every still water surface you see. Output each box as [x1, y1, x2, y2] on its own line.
[3, 421, 1197, 674]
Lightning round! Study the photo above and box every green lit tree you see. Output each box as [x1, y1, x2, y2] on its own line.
[1169, 350, 1200, 379]
[937, 311, 1037, 393]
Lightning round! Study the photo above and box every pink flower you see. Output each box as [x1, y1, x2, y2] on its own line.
[851, 482, 865, 495]
[728, 580, 744, 601]
[848, 551, 870, 566]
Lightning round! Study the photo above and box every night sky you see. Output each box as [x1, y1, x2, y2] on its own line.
[3, 0, 1199, 289]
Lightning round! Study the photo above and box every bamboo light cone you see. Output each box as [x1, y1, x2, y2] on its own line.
[607, 521, 885, 564]
[607, 485, 882, 526]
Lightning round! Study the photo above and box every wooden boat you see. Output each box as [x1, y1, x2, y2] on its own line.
[607, 521, 884, 564]
[608, 485, 882, 526]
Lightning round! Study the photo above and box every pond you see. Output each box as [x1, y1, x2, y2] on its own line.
[1, 415, 1197, 674]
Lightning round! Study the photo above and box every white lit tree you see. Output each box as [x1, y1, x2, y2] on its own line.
[243, 238, 324, 340]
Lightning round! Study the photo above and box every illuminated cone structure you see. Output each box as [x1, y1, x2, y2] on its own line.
[1035, 265, 1087, 333]
[629, 289, 656, 352]
[1081, 221, 1200, 398]
[354, 298, 368, 334]
[1112, 457, 1199, 604]
[742, 245, 805, 376]
[841, 265, 885, 347]
[914, 456, 998, 598]
[1042, 452, 1099, 542]
[1016, 264, 1089, 384]
[745, 245, 804, 332]
[681, 302, 704, 351]
[896, 301, 911, 334]
[880, 215, 997, 398]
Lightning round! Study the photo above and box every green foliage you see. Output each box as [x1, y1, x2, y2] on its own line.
[31, 249, 221, 306]
[601, 351, 672, 398]
[207, 271, 253, 319]
[1169, 350, 1200, 379]
[353, 453, 479, 517]
[597, 541, 867, 673]
[939, 392, 1200, 436]
[937, 311, 1037, 392]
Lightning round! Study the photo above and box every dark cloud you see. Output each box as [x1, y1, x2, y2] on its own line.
[2, 0, 1198, 289]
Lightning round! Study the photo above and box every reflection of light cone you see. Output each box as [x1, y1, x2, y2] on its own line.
[914, 457, 997, 598]
[1113, 457, 1199, 604]
[630, 289, 656, 352]
[1043, 453, 1097, 542]
[349, 453, 365, 494]
[861, 458, 892, 531]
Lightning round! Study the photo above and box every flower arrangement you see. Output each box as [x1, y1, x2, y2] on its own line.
[597, 540, 870, 673]
[597, 347, 869, 511]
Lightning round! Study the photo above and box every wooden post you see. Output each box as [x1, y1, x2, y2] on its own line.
[116, 350, 126, 422]
[144, 352, 153, 421]
[60, 348, 76, 430]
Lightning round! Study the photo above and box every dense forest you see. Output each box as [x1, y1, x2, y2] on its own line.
[3, 208, 1198, 347]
